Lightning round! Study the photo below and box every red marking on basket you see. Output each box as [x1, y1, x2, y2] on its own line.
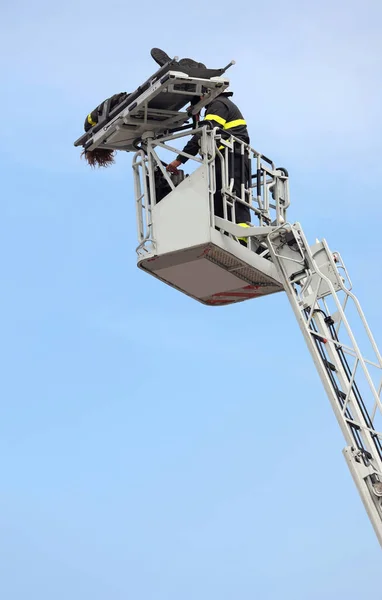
[206, 299, 232, 305]
[211, 289, 261, 299]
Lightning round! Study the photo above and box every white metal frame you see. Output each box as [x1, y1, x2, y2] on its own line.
[132, 127, 290, 258]
[266, 223, 382, 546]
[74, 71, 230, 153]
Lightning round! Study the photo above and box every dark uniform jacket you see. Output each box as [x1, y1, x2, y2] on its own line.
[176, 93, 249, 163]
[84, 93, 128, 132]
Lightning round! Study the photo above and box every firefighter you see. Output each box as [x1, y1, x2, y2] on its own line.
[166, 91, 251, 237]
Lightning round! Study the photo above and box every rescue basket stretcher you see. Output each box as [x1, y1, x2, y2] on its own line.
[73, 59, 233, 154]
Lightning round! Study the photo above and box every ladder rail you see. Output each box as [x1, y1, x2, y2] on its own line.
[269, 224, 382, 454]
[300, 228, 382, 433]
[266, 222, 382, 546]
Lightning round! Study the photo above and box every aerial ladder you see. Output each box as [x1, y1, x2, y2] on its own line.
[74, 56, 382, 547]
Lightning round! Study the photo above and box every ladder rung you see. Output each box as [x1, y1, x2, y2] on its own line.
[346, 419, 361, 431]
[323, 359, 337, 372]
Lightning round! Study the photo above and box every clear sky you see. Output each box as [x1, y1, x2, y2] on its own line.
[1, 1, 381, 598]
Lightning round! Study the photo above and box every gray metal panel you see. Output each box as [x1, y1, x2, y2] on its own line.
[209, 228, 282, 286]
[152, 165, 211, 255]
[138, 242, 284, 306]
[155, 257, 247, 298]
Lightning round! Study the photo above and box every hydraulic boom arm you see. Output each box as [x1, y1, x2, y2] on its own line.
[266, 222, 382, 546]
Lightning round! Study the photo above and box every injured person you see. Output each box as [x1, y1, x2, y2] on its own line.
[82, 48, 209, 168]
[82, 92, 129, 167]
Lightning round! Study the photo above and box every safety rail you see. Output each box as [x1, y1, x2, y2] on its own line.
[132, 127, 290, 257]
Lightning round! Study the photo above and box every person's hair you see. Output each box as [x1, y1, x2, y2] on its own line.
[81, 148, 115, 168]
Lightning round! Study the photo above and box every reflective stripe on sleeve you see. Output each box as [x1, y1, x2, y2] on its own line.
[204, 114, 226, 126]
[224, 119, 247, 129]
[87, 114, 97, 126]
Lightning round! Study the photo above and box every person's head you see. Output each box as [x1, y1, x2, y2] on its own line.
[81, 148, 115, 168]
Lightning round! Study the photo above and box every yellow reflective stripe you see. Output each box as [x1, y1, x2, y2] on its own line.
[224, 119, 247, 129]
[217, 118, 247, 148]
[204, 114, 226, 126]
[87, 114, 97, 126]
[237, 222, 250, 242]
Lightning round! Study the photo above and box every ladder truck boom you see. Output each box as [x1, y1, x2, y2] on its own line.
[267, 223, 382, 545]
[74, 56, 382, 547]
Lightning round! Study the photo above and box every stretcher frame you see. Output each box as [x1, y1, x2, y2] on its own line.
[74, 59, 233, 153]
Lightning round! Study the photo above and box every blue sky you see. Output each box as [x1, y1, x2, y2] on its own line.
[1, 1, 381, 598]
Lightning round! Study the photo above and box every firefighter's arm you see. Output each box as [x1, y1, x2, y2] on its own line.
[167, 131, 204, 171]
[167, 100, 229, 172]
